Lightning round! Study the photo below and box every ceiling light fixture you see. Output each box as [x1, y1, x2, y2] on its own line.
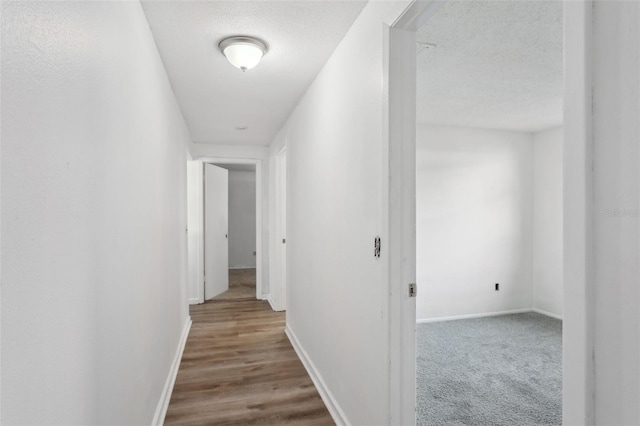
[219, 36, 268, 72]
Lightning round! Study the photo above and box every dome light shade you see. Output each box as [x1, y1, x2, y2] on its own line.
[219, 36, 267, 72]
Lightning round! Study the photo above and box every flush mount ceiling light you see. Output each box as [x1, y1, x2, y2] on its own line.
[219, 36, 268, 72]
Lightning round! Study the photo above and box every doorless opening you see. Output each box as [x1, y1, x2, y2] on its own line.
[385, 1, 589, 423]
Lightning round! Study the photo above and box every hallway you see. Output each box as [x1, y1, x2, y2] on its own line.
[165, 269, 333, 425]
[3, 1, 640, 425]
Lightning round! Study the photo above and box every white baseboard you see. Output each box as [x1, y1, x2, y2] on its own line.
[259, 293, 269, 301]
[285, 326, 350, 426]
[532, 308, 563, 320]
[188, 298, 200, 305]
[267, 295, 278, 311]
[152, 317, 192, 426]
[417, 308, 532, 323]
[228, 266, 257, 270]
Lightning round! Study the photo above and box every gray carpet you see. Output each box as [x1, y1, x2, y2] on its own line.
[417, 312, 562, 426]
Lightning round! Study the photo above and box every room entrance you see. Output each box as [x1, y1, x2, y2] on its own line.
[186, 158, 264, 304]
[385, 0, 588, 424]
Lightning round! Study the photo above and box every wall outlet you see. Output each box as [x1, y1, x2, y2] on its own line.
[495, 283, 500, 291]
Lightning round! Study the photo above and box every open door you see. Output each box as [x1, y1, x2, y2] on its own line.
[204, 163, 229, 300]
[270, 147, 287, 311]
[278, 148, 287, 310]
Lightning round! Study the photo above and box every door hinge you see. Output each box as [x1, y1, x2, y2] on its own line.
[374, 236, 381, 258]
[408, 283, 417, 298]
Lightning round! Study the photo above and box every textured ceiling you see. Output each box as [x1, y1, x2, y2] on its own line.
[141, 1, 366, 146]
[416, 0, 563, 132]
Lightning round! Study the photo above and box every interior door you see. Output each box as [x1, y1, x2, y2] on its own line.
[278, 148, 287, 311]
[204, 164, 229, 300]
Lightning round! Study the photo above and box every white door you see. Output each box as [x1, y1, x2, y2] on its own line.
[272, 147, 287, 311]
[204, 164, 229, 300]
[279, 149, 287, 310]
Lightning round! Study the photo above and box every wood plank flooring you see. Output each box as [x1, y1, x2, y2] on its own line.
[165, 269, 334, 425]
[211, 268, 258, 301]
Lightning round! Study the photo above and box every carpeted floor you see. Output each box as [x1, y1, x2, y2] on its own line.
[417, 312, 562, 426]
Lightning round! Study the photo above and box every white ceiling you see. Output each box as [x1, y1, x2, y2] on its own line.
[141, 1, 366, 146]
[416, 0, 563, 133]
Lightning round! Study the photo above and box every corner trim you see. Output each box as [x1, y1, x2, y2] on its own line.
[152, 317, 192, 425]
[285, 326, 350, 426]
[417, 308, 531, 323]
[267, 295, 278, 311]
[188, 298, 200, 305]
[532, 308, 563, 320]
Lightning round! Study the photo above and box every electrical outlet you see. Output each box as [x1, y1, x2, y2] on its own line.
[495, 283, 500, 291]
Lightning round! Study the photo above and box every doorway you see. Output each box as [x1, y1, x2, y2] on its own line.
[186, 157, 264, 304]
[413, 2, 563, 424]
[269, 146, 287, 312]
[386, 1, 589, 424]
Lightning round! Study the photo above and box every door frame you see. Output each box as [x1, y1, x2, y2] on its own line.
[385, 0, 592, 424]
[384, 2, 442, 423]
[197, 156, 265, 302]
[271, 146, 287, 312]
[203, 163, 230, 300]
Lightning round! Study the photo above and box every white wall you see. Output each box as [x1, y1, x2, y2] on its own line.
[1, 2, 190, 424]
[259, 160, 270, 295]
[268, 1, 411, 424]
[187, 161, 204, 304]
[532, 127, 563, 318]
[228, 171, 257, 268]
[267, 143, 286, 311]
[415, 125, 533, 320]
[589, 2, 640, 424]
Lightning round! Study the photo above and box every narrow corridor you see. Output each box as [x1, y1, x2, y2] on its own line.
[164, 269, 333, 425]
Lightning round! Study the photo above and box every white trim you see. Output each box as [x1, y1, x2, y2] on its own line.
[276, 147, 287, 312]
[188, 298, 200, 305]
[285, 326, 350, 426]
[563, 3, 594, 424]
[267, 294, 279, 312]
[228, 266, 257, 270]
[268, 145, 287, 312]
[187, 160, 205, 305]
[189, 143, 269, 160]
[392, 0, 444, 30]
[197, 156, 265, 302]
[152, 318, 192, 426]
[532, 308, 563, 321]
[255, 161, 263, 299]
[259, 293, 268, 301]
[417, 308, 532, 324]
[383, 2, 441, 422]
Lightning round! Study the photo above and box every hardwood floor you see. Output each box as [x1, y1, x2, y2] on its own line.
[165, 269, 334, 425]
[211, 268, 258, 301]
